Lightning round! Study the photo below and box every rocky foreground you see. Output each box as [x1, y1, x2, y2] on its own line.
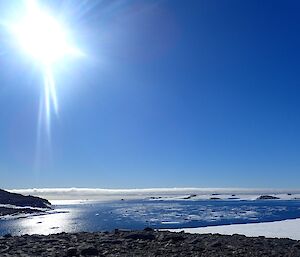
[1, 229, 300, 257]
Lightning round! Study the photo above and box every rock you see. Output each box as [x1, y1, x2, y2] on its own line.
[0, 206, 45, 217]
[144, 227, 154, 232]
[149, 196, 162, 199]
[124, 232, 155, 240]
[162, 233, 185, 242]
[293, 243, 300, 249]
[80, 246, 99, 256]
[210, 241, 222, 247]
[0, 244, 10, 253]
[42, 238, 58, 243]
[3, 234, 12, 238]
[183, 194, 197, 199]
[66, 247, 77, 256]
[0, 189, 51, 209]
[100, 239, 123, 244]
[257, 195, 280, 200]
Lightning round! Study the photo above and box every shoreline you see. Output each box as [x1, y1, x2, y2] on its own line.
[2, 199, 300, 239]
[0, 207, 44, 219]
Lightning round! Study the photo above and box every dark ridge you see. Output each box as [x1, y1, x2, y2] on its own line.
[0, 189, 51, 209]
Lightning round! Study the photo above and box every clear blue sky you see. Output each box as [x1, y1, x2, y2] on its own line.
[1, 0, 300, 189]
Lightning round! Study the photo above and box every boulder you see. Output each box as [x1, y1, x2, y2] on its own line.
[80, 246, 99, 256]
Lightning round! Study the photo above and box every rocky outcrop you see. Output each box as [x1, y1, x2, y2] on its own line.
[257, 195, 280, 200]
[183, 194, 197, 200]
[0, 207, 43, 217]
[0, 189, 51, 209]
[210, 197, 221, 200]
[0, 230, 299, 256]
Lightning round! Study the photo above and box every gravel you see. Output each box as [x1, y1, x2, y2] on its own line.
[0, 229, 299, 256]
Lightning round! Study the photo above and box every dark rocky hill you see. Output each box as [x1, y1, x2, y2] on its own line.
[0, 189, 51, 209]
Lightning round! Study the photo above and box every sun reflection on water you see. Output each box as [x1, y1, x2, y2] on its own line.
[13, 208, 78, 235]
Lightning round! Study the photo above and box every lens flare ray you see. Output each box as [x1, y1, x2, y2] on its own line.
[43, 68, 58, 137]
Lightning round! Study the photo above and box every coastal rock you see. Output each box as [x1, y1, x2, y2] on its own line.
[144, 227, 154, 232]
[257, 195, 280, 200]
[0, 207, 44, 217]
[0, 189, 51, 209]
[210, 197, 221, 200]
[183, 194, 197, 199]
[0, 189, 51, 218]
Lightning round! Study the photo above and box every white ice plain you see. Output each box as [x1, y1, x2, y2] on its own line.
[169, 218, 300, 240]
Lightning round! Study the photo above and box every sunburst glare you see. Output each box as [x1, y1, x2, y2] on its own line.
[7, 0, 83, 138]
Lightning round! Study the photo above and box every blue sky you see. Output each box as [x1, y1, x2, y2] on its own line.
[1, 0, 300, 189]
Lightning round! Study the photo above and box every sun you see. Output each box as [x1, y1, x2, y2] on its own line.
[6, 0, 83, 138]
[10, 0, 81, 65]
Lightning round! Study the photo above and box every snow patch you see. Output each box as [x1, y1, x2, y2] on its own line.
[169, 218, 300, 240]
